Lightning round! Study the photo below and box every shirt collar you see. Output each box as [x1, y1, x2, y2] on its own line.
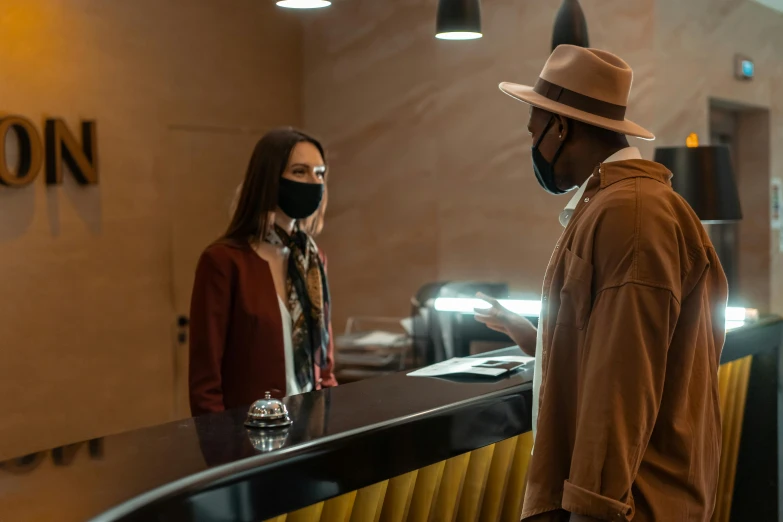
[603, 146, 643, 164]
[559, 147, 642, 227]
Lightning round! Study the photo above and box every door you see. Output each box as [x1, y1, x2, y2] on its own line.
[709, 106, 740, 302]
[158, 126, 262, 419]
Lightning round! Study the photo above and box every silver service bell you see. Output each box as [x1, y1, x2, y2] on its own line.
[245, 391, 293, 429]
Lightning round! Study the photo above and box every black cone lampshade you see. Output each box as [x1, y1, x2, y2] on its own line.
[436, 0, 482, 40]
[654, 145, 742, 223]
[552, 0, 589, 50]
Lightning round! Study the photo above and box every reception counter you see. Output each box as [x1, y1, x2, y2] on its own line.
[1, 317, 781, 522]
[0, 348, 534, 522]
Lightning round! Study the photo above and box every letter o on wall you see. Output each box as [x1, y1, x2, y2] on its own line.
[0, 116, 44, 188]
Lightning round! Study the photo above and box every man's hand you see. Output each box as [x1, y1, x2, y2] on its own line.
[473, 292, 537, 356]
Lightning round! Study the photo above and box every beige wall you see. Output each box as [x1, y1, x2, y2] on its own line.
[304, 0, 783, 330]
[0, 0, 301, 459]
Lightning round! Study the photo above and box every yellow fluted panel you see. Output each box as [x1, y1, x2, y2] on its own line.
[479, 436, 519, 522]
[351, 480, 389, 522]
[321, 491, 357, 522]
[457, 445, 496, 522]
[287, 502, 324, 522]
[723, 356, 752, 510]
[263, 435, 535, 522]
[715, 360, 740, 522]
[500, 431, 533, 522]
[380, 470, 419, 522]
[432, 452, 472, 522]
[407, 460, 447, 522]
[714, 360, 739, 522]
[717, 363, 732, 421]
[713, 356, 752, 522]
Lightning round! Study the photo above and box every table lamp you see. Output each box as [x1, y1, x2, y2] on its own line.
[653, 145, 742, 223]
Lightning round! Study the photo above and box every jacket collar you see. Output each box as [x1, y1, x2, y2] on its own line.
[598, 158, 673, 189]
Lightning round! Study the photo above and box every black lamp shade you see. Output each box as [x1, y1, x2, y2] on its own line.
[552, 0, 589, 51]
[654, 145, 742, 223]
[436, 0, 481, 36]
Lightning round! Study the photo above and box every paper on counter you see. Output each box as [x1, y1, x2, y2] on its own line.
[354, 331, 407, 346]
[400, 317, 413, 335]
[408, 355, 533, 378]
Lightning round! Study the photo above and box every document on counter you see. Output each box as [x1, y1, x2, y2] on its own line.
[408, 355, 533, 378]
[353, 331, 407, 346]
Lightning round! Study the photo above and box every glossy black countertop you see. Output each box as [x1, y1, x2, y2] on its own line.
[0, 352, 533, 522]
[720, 315, 783, 363]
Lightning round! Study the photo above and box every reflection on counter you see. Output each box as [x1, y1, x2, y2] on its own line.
[0, 439, 104, 475]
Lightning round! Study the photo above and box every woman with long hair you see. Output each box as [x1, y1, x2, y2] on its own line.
[188, 128, 337, 416]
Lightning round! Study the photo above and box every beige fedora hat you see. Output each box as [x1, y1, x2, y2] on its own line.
[500, 45, 654, 140]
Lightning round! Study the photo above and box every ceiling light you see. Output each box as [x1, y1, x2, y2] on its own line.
[436, 31, 482, 40]
[436, 0, 482, 40]
[552, 0, 589, 50]
[276, 0, 331, 9]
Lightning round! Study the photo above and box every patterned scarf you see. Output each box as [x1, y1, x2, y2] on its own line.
[266, 224, 330, 390]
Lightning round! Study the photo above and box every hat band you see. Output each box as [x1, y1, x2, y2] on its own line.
[534, 78, 627, 121]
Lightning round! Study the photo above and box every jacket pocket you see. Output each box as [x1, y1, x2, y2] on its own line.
[555, 248, 594, 330]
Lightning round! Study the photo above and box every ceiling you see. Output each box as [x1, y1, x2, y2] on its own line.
[753, 0, 783, 13]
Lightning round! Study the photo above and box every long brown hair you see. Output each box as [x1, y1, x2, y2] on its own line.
[222, 128, 327, 243]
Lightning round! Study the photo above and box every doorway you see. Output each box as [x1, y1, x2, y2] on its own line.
[158, 126, 261, 419]
[709, 101, 771, 310]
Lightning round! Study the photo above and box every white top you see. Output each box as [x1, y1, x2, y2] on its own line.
[278, 296, 313, 397]
[532, 146, 642, 442]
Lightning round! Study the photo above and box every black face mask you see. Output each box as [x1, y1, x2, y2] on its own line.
[531, 115, 567, 195]
[278, 178, 324, 219]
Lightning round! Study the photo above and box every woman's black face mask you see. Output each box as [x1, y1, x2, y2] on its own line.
[278, 178, 324, 219]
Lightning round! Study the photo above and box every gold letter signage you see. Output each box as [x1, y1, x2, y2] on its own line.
[0, 116, 98, 188]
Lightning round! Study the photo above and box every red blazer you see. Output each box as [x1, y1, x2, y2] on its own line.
[188, 241, 337, 416]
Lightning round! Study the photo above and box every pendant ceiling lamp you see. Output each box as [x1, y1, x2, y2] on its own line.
[552, 0, 589, 50]
[436, 0, 482, 40]
[276, 0, 331, 9]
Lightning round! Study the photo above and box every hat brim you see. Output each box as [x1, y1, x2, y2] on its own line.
[499, 82, 655, 141]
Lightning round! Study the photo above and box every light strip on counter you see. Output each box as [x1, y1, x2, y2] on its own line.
[433, 298, 749, 330]
[433, 297, 542, 317]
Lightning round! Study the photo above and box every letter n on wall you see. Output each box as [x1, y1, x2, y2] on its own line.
[45, 119, 98, 185]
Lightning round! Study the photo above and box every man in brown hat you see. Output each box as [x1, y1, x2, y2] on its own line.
[475, 45, 728, 521]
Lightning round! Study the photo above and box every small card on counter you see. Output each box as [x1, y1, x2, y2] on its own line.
[408, 356, 533, 378]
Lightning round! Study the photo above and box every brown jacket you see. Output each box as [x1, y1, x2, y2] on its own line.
[523, 160, 728, 521]
[188, 242, 337, 416]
